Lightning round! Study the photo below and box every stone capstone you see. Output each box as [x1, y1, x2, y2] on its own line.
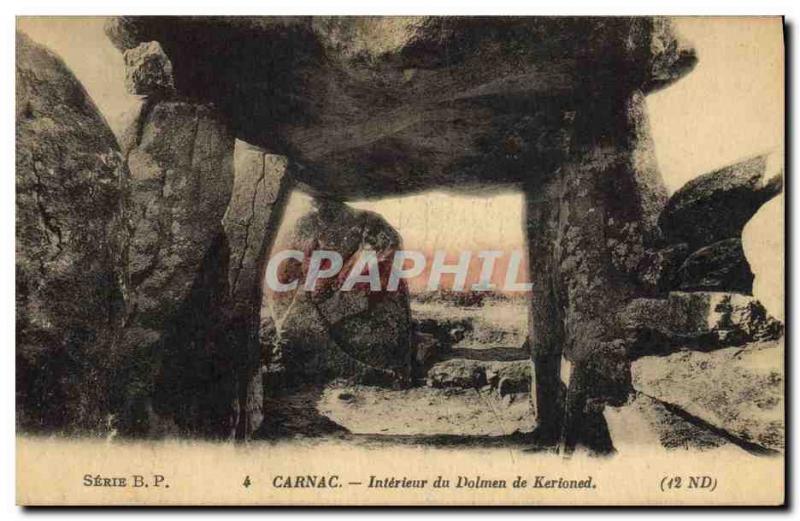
[104, 17, 695, 200]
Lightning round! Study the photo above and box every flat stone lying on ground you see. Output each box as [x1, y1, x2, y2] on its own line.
[631, 339, 784, 451]
[426, 358, 531, 393]
[604, 393, 746, 454]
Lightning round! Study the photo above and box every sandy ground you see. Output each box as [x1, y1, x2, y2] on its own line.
[317, 382, 534, 437]
[264, 298, 766, 458]
[411, 299, 528, 348]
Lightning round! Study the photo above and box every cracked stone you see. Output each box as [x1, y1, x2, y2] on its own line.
[262, 200, 412, 385]
[16, 31, 127, 433]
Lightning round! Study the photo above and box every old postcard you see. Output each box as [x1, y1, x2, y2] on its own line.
[15, 15, 785, 506]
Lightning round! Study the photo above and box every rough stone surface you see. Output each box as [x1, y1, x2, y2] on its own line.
[225, 143, 292, 310]
[524, 90, 665, 443]
[222, 141, 293, 438]
[124, 41, 175, 96]
[426, 359, 488, 389]
[659, 155, 783, 250]
[105, 17, 694, 199]
[485, 360, 531, 393]
[16, 32, 127, 433]
[124, 101, 234, 327]
[676, 238, 754, 293]
[632, 340, 785, 451]
[262, 201, 412, 386]
[605, 393, 741, 453]
[622, 292, 783, 357]
[637, 242, 690, 294]
[119, 99, 236, 437]
[426, 358, 530, 393]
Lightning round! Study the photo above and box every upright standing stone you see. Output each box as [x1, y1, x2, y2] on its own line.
[119, 99, 235, 437]
[263, 200, 412, 387]
[16, 32, 127, 433]
[222, 141, 293, 438]
[525, 92, 662, 451]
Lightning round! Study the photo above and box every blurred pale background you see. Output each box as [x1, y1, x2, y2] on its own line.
[17, 17, 784, 318]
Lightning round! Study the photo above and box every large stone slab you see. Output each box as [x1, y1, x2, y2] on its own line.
[632, 340, 784, 451]
[263, 201, 412, 386]
[120, 99, 236, 437]
[16, 32, 127, 433]
[224, 142, 292, 313]
[125, 101, 234, 326]
[622, 291, 783, 357]
[659, 154, 783, 249]
[222, 141, 293, 438]
[524, 90, 668, 441]
[604, 393, 747, 454]
[105, 17, 694, 199]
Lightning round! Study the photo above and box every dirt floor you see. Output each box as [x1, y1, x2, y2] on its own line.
[311, 299, 534, 438]
[317, 383, 534, 437]
[258, 296, 775, 457]
[411, 299, 528, 349]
